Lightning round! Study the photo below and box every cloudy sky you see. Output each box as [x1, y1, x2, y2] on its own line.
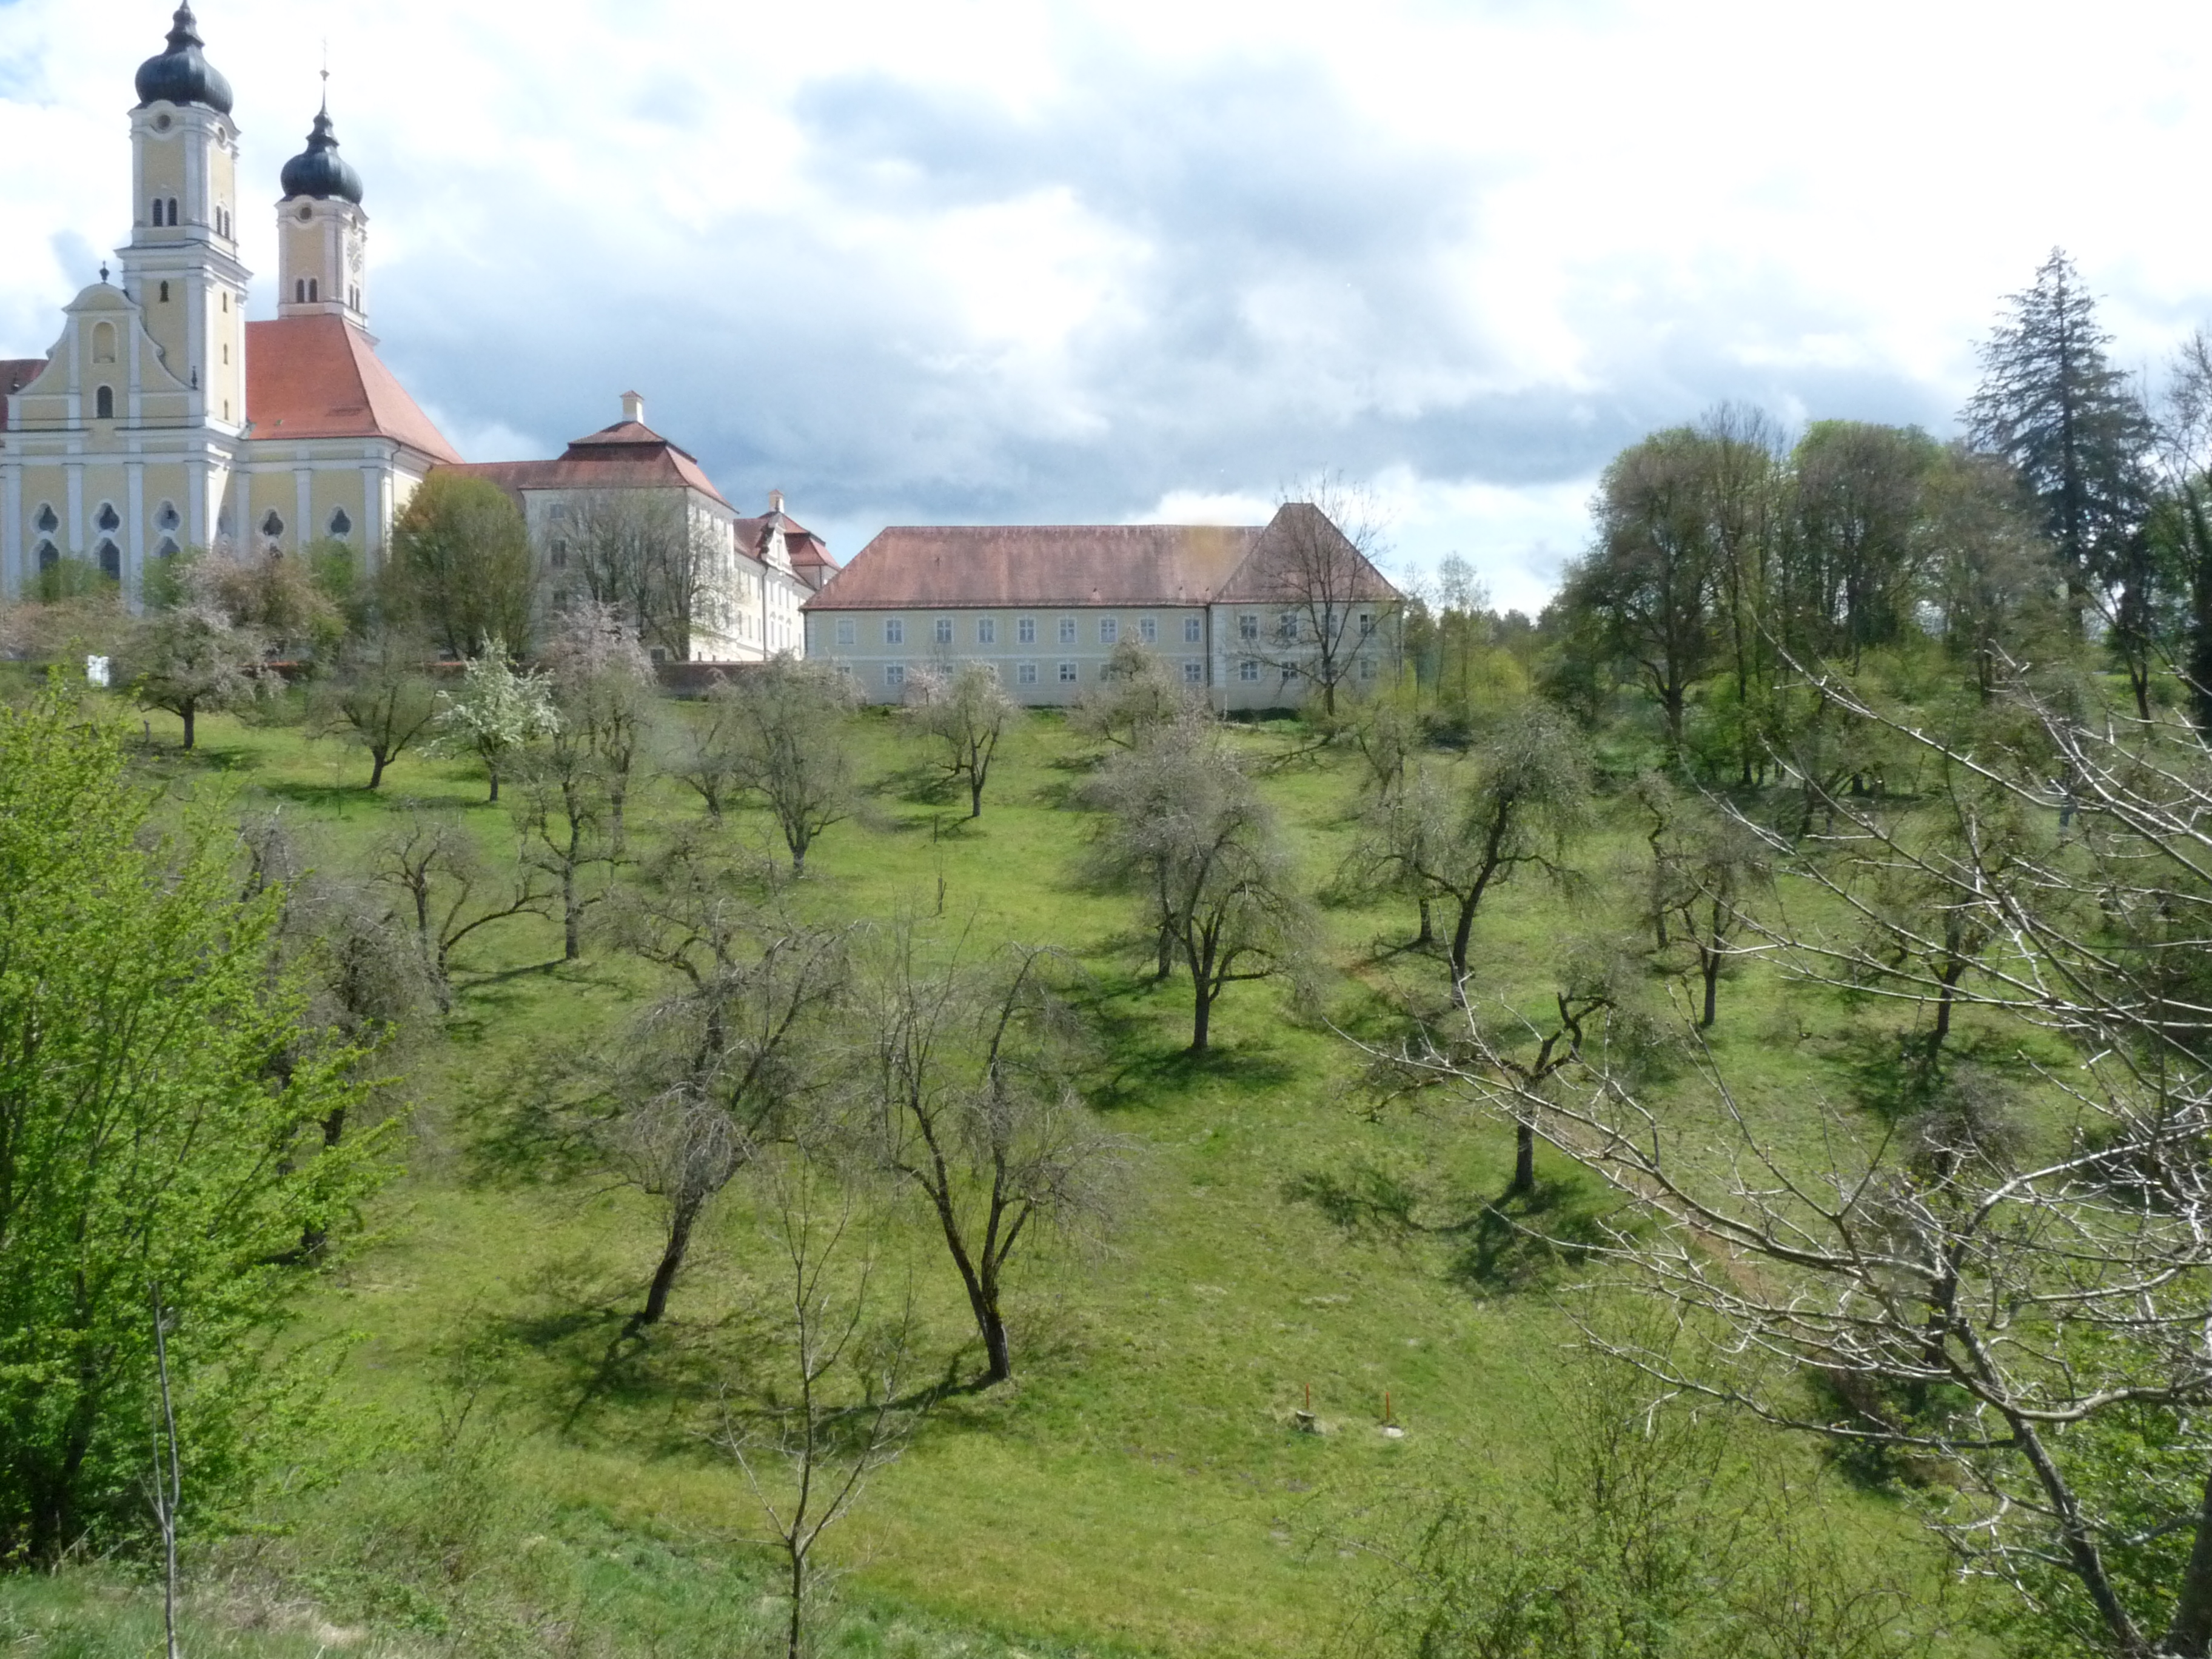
[4, 0, 2211, 609]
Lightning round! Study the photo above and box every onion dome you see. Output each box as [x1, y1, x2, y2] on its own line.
[280, 102, 364, 204]
[134, 4, 233, 115]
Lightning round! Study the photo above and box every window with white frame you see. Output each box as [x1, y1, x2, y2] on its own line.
[1139, 616, 1156, 643]
[1018, 616, 1036, 644]
[1017, 662, 1037, 685]
[1359, 655, 1377, 679]
[1238, 612, 1258, 642]
[884, 617, 905, 645]
[977, 617, 996, 645]
[1239, 659, 1259, 681]
[885, 663, 906, 689]
[1184, 615, 1203, 643]
[1276, 611, 1299, 643]
[1358, 610, 1375, 637]
[1058, 662, 1078, 683]
[1182, 660, 1204, 684]
[1058, 617, 1077, 645]
[934, 617, 954, 646]
[1099, 617, 1118, 645]
[835, 618, 856, 647]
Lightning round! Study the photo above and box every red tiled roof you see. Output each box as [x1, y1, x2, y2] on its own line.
[1212, 502, 1401, 603]
[0, 358, 49, 431]
[244, 316, 461, 463]
[443, 417, 730, 508]
[734, 508, 841, 588]
[804, 522, 1262, 612]
[803, 506, 1402, 613]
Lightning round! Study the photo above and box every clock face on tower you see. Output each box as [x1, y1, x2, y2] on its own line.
[347, 241, 363, 276]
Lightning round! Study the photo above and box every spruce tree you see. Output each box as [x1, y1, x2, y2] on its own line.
[1963, 249, 2154, 646]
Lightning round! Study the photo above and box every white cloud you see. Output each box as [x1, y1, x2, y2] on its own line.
[5, 0, 2211, 595]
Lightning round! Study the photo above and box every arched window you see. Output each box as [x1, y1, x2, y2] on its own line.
[35, 542, 57, 572]
[97, 541, 120, 581]
[261, 509, 284, 541]
[151, 197, 164, 226]
[166, 197, 178, 225]
[329, 508, 352, 538]
[307, 278, 319, 303]
[158, 281, 170, 303]
[95, 385, 113, 420]
[95, 503, 119, 532]
[92, 322, 115, 363]
[155, 501, 180, 531]
[33, 504, 58, 534]
[294, 280, 305, 303]
[155, 538, 180, 559]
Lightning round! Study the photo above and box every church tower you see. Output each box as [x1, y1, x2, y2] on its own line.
[276, 90, 367, 326]
[118, 2, 248, 432]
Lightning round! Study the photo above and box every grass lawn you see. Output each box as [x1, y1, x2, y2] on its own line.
[1, 689, 1968, 1657]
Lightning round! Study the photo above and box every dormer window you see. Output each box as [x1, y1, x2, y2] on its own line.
[329, 508, 352, 538]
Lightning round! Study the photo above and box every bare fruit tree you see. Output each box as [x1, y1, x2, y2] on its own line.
[370, 809, 555, 1011]
[852, 932, 1122, 1384]
[719, 1152, 919, 1659]
[1236, 480, 1398, 720]
[1386, 670, 2212, 1658]
[562, 489, 729, 664]
[904, 662, 1018, 819]
[720, 658, 860, 876]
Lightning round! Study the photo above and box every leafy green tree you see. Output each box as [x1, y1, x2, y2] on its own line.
[429, 638, 560, 802]
[390, 472, 537, 659]
[1783, 421, 1939, 669]
[0, 686, 378, 1562]
[124, 602, 267, 749]
[1964, 249, 2156, 646]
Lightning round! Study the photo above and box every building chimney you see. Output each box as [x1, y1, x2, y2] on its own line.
[621, 390, 645, 425]
[769, 489, 784, 516]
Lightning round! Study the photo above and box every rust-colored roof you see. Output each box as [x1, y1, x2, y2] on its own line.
[442, 417, 730, 509]
[803, 521, 1264, 611]
[0, 358, 49, 431]
[244, 317, 461, 463]
[1212, 502, 1401, 603]
[734, 508, 840, 588]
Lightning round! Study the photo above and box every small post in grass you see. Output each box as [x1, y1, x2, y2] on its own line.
[1294, 1381, 1316, 1434]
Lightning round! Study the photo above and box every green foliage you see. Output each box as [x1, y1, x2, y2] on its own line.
[0, 685, 383, 1563]
[429, 638, 560, 801]
[391, 472, 537, 659]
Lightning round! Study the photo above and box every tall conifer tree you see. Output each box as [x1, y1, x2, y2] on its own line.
[1963, 249, 2155, 647]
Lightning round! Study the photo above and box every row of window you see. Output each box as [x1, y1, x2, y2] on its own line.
[836, 614, 1208, 649]
[32, 500, 185, 536]
[829, 610, 1379, 650]
[30, 539, 176, 576]
[874, 659, 1213, 690]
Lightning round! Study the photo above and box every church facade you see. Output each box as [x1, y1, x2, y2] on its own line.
[0, 4, 828, 665]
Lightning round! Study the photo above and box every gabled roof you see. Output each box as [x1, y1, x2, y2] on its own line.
[0, 358, 47, 431]
[443, 416, 729, 508]
[735, 506, 840, 589]
[245, 315, 461, 463]
[1211, 501, 1400, 604]
[803, 521, 1264, 611]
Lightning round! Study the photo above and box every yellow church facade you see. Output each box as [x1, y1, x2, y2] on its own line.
[0, 4, 461, 603]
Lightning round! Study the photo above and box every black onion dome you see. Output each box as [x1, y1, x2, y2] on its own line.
[134, 4, 233, 115]
[280, 105, 364, 204]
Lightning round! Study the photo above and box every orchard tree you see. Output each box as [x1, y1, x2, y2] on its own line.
[905, 660, 1017, 818]
[125, 602, 267, 749]
[721, 657, 859, 875]
[429, 638, 560, 802]
[563, 489, 729, 663]
[1086, 725, 1310, 1052]
[1234, 486, 1398, 721]
[1070, 640, 1198, 751]
[311, 627, 439, 788]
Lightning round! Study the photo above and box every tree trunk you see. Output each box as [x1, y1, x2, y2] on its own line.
[1155, 924, 1175, 982]
[487, 767, 500, 804]
[970, 773, 984, 818]
[1190, 980, 1213, 1054]
[2160, 1457, 2212, 1656]
[787, 1545, 805, 1659]
[1700, 943, 1721, 1028]
[1415, 896, 1433, 947]
[1512, 1119, 1536, 1195]
[970, 1281, 1011, 1384]
[368, 747, 389, 789]
[1449, 894, 1480, 1004]
[563, 863, 581, 960]
[180, 702, 196, 751]
[632, 1206, 695, 1330]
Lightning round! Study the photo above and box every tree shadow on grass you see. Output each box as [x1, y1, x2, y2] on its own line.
[1284, 1157, 1620, 1299]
